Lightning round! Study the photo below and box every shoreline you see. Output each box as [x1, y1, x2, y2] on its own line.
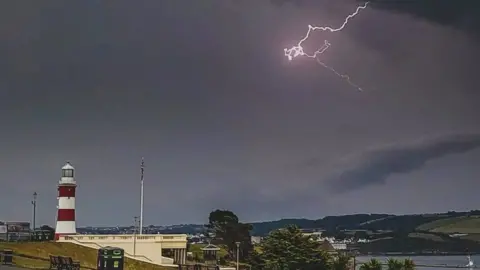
[358, 253, 479, 256]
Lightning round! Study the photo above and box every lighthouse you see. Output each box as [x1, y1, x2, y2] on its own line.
[55, 162, 77, 240]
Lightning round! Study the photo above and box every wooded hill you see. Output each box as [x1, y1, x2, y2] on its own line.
[168, 210, 480, 252]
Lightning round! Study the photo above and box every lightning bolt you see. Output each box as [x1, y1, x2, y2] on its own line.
[284, 2, 369, 91]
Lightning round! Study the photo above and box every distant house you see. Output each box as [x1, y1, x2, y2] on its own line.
[331, 243, 347, 250]
[320, 240, 335, 252]
[0, 221, 31, 241]
[300, 228, 324, 239]
[251, 236, 263, 244]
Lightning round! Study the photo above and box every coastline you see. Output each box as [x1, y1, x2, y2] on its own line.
[358, 252, 479, 256]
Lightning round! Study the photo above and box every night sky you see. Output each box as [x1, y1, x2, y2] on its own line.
[1, 1, 479, 227]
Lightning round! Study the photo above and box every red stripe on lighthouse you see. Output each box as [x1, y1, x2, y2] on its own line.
[57, 209, 75, 221]
[58, 186, 76, 197]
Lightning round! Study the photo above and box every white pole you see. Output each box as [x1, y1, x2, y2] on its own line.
[236, 242, 240, 270]
[140, 158, 144, 234]
[133, 216, 138, 256]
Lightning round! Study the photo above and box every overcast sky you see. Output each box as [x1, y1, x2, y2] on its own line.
[1, 1, 479, 227]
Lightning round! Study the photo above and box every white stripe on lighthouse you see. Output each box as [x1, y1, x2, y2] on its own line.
[58, 197, 75, 209]
[55, 221, 76, 234]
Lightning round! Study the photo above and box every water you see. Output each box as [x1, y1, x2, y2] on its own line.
[355, 255, 479, 269]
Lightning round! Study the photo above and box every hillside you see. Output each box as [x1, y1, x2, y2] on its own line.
[416, 216, 471, 231]
[430, 216, 480, 234]
[0, 242, 174, 270]
[415, 215, 480, 243]
[358, 235, 480, 253]
[147, 210, 480, 253]
[250, 211, 480, 235]
[168, 210, 480, 237]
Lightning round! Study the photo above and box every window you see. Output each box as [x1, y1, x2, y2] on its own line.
[62, 169, 74, 177]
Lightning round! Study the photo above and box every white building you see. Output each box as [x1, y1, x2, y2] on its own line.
[251, 236, 263, 244]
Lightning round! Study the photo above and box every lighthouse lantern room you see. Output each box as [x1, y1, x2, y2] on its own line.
[55, 161, 77, 240]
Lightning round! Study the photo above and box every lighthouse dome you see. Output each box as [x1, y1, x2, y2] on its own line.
[62, 162, 74, 170]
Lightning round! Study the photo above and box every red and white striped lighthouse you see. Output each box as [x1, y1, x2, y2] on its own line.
[55, 162, 77, 240]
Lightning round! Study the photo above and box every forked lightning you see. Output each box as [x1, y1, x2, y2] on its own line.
[284, 2, 369, 91]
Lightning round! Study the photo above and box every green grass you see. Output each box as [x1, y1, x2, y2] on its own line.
[459, 234, 480, 242]
[0, 242, 175, 270]
[430, 216, 480, 234]
[416, 216, 471, 231]
[408, 232, 445, 242]
[2, 253, 51, 269]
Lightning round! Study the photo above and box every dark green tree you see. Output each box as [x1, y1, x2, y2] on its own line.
[207, 210, 239, 239]
[403, 259, 415, 270]
[332, 254, 352, 270]
[258, 225, 332, 270]
[40, 225, 54, 232]
[206, 209, 253, 260]
[387, 258, 403, 270]
[248, 250, 265, 270]
[360, 258, 383, 270]
[354, 231, 369, 240]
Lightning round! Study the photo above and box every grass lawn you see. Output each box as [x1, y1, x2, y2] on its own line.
[0, 242, 175, 270]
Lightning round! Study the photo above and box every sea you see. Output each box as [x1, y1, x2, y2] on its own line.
[355, 255, 479, 269]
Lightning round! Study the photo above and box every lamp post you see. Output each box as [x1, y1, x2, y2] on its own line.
[133, 216, 138, 256]
[31, 192, 37, 233]
[235, 242, 240, 270]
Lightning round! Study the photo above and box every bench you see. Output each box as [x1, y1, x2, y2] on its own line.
[49, 255, 80, 270]
[49, 255, 60, 269]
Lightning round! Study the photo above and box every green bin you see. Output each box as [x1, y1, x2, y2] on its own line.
[2, 249, 13, 265]
[97, 246, 124, 270]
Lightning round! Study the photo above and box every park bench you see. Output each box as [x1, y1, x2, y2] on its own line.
[49, 255, 80, 270]
[49, 255, 60, 269]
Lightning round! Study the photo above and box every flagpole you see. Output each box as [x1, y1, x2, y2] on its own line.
[140, 157, 144, 235]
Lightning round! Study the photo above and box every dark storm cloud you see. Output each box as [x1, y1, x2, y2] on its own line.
[324, 133, 480, 194]
[361, 0, 480, 35]
[269, 0, 480, 35]
[1, 0, 480, 224]
[269, 0, 303, 7]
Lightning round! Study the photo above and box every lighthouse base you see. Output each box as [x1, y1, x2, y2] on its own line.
[55, 220, 76, 240]
[54, 233, 77, 240]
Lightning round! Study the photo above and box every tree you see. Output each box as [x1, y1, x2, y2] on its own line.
[387, 258, 403, 270]
[360, 258, 382, 270]
[335, 231, 348, 240]
[40, 225, 54, 232]
[354, 231, 369, 240]
[332, 254, 352, 270]
[206, 210, 253, 260]
[257, 225, 332, 270]
[403, 259, 415, 270]
[207, 210, 239, 240]
[248, 250, 265, 270]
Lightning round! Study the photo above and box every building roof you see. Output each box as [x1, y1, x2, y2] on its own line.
[201, 244, 220, 251]
[319, 240, 335, 251]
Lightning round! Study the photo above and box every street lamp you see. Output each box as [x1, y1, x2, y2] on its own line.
[31, 192, 37, 233]
[133, 216, 138, 256]
[235, 242, 240, 270]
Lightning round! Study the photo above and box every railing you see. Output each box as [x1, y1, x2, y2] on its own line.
[65, 237, 153, 262]
[61, 234, 187, 242]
